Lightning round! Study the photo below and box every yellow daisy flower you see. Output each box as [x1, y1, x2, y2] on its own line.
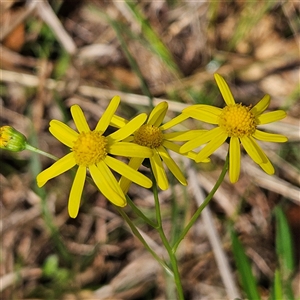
[180, 73, 288, 183]
[37, 96, 153, 218]
[113, 101, 207, 192]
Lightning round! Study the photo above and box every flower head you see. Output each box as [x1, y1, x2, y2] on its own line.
[180, 73, 288, 183]
[113, 101, 208, 192]
[0, 126, 27, 152]
[37, 96, 153, 218]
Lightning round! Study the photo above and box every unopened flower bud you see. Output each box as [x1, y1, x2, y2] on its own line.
[0, 126, 27, 152]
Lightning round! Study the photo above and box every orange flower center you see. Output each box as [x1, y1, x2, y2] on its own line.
[133, 124, 164, 148]
[219, 104, 257, 137]
[72, 131, 108, 166]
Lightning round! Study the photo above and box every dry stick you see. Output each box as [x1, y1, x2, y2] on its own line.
[0, 69, 188, 113]
[93, 253, 161, 299]
[0, 206, 41, 235]
[0, 268, 42, 292]
[36, 0, 77, 55]
[1, 69, 299, 139]
[243, 157, 300, 205]
[187, 166, 241, 300]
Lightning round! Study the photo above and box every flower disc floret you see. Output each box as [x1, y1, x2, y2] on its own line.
[72, 131, 107, 166]
[219, 104, 257, 138]
[134, 124, 164, 148]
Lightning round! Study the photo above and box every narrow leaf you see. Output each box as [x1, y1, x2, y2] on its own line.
[230, 228, 261, 300]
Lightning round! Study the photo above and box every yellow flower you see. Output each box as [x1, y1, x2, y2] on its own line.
[180, 73, 288, 183]
[37, 96, 153, 218]
[113, 101, 207, 192]
[0, 126, 27, 152]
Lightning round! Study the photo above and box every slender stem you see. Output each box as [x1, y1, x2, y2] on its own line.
[116, 206, 173, 277]
[152, 174, 185, 300]
[25, 143, 58, 161]
[172, 153, 229, 253]
[126, 195, 158, 228]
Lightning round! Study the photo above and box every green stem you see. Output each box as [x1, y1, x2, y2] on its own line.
[152, 174, 185, 300]
[126, 195, 158, 228]
[25, 143, 58, 161]
[116, 207, 173, 277]
[172, 153, 229, 253]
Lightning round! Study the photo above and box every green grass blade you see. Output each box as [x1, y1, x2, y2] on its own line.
[86, 5, 154, 108]
[110, 19, 155, 109]
[228, 0, 275, 50]
[274, 206, 295, 300]
[274, 206, 295, 277]
[125, 1, 181, 78]
[230, 228, 261, 300]
[270, 269, 283, 300]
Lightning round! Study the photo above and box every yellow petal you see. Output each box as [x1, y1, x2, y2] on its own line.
[164, 130, 207, 141]
[195, 131, 228, 162]
[90, 162, 126, 207]
[119, 157, 144, 193]
[110, 114, 128, 128]
[158, 146, 187, 185]
[148, 102, 168, 127]
[182, 104, 202, 112]
[182, 105, 221, 124]
[163, 139, 211, 162]
[49, 120, 78, 148]
[95, 96, 120, 133]
[150, 152, 168, 190]
[259, 159, 275, 175]
[257, 110, 287, 125]
[250, 94, 270, 116]
[214, 73, 236, 106]
[240, 136, 267, 164]
[162, 140, 182, 153]
[109, 142, 153, 158]
[253, 130, 288, 143]
[36, 152, 76, 187]
[180, 137, 203, 153]
[180, 127, 225, 153]
[108, 113, 147, 142]
[160, 113, 189, 131]
[68, 165, 86, 218]
[229, 137, 241, 183]
[70, 105, 90, 133]
[105, 156, 152, 188]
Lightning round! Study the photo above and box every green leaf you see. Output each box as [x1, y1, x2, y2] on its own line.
[274, 206, 296, 300]
[43, 254, 59, 277]
[271, 269, 283, 300]
[230, 228, 261, 300]
[274, 206, 295, 277]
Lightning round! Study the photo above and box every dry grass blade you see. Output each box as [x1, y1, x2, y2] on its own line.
[35, 1, 76, 54]
[243, 158, 300, 205]
[187, 165, 241, 299]
[93, 253, 160, 299]
[0, 268, 42, 292]
[0, 205, 41, 235]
